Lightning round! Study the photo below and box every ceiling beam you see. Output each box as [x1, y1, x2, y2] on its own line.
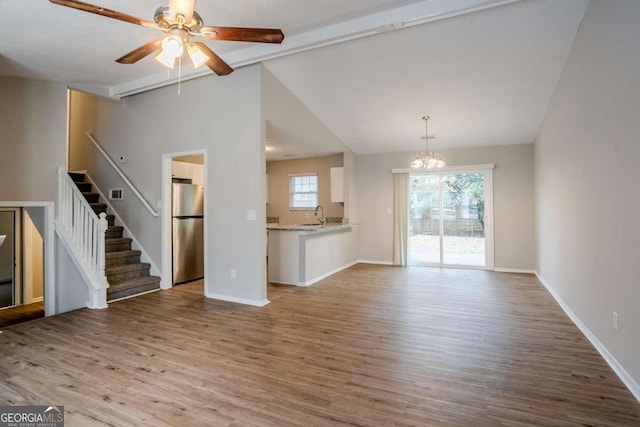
[104, 0, 523, 98]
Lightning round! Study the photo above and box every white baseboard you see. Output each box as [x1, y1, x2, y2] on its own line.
[205, 292, 270, 307]
[356, 260, 395, 266]
[494, 268, 536, 274]
[536, 272, 640, 403]
[303, 261, 359, 286]
[30, 296, 44, 303]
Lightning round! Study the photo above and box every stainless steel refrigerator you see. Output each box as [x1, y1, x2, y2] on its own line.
[172, 183, 204, 285]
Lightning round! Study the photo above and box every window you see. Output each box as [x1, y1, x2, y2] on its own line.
[289, 173, 318, 209]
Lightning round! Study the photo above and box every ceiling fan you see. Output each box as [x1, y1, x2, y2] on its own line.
[49, 0, 285, 76]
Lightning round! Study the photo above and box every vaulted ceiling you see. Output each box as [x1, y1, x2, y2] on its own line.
[0, 0, 587, 157]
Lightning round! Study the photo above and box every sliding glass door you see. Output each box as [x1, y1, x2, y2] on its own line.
[409, 169, 493, 269]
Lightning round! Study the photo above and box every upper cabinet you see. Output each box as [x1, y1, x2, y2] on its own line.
[191, 164, 204, 185]
[172, 161, 204, 185]
[330, 167, 344, 203]
[172, 161, 192, 180]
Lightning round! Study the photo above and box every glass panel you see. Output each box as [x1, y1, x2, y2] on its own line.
[441, 173, 485, 266]
[409, 175, 440, 264]
[0, 211, 15, 308]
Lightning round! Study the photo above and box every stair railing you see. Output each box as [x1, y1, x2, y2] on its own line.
[57, 167, 109, 306]
[85, 132, 159, 217]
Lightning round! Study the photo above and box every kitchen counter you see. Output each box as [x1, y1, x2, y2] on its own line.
[267, 223, 351, 233]
[267, 224, 356, 286]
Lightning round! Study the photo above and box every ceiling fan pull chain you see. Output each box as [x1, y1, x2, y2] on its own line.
[178, 56, 182, 95]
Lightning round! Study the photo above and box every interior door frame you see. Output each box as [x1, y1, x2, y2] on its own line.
[0, 208, 20, 309]
[404, 164, 495, 270]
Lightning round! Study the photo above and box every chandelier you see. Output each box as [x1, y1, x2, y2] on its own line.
[411, 115, 445, 169]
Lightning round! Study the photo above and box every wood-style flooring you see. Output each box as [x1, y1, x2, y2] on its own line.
[0, 264, 638, 426]
[0, 301, 44, 329]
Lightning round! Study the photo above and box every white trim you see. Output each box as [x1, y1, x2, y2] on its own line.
[85, 132, 159, 217]
[82, 174, 161, 279]
[494, 268, 536, 274]
[303, 261, 358, 286]
[356, 260, 395, 266]
[108, 287, 161, 304]
[0, 202, 55, 316]
[31, 296, 44, 303]
[392, 163, 495, 174]
[205, 292, 270, 307]
[536, 272, 640, 404]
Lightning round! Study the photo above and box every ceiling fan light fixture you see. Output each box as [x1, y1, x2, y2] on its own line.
[154, 35, 184, 69]
[154, 49, 177, 69]
[187, 43, 209, 69]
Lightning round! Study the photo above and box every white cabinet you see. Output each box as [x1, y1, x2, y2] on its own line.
[172, 161, 205, 184]
[191, 164, 204, 185]
[330, 167, 344, 203]
[172, 161, 192, 180]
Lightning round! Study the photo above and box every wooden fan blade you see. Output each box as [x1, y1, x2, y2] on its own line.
[193, 42, 233, 76]
[49, 0, 154, 27]
[116, 38, 163, 64]
[200, 27, 284, 44]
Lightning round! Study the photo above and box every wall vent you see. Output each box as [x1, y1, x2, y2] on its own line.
[109, 188, 124, 200]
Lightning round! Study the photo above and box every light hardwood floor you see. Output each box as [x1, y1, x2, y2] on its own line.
[0, 264, 638, 426]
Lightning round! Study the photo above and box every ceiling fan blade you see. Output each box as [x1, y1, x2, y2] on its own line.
[200, 27, 284, 44]
[193, 42, 233, 76]
[49, 0, 155, 28]
[116, 38, 164, 64]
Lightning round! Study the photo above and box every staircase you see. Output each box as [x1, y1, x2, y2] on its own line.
[68, 172, 161, 302]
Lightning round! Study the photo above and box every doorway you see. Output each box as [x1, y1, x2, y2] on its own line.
[408, 169, 493, 269]
[0, 207, 46, 328]
[161, 151, 207, 291]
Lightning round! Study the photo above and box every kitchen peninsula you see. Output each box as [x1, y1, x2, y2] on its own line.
[267, 223, 356, 286]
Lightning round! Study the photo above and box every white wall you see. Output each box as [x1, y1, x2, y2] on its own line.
[535, 0, 640, 389]
[70, 66, 267, 304]
[0, 77, 67, 201]
[356, 144, 535, 269]
[55, 234, 89, 313]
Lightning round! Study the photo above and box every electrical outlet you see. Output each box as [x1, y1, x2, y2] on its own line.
[231, 269, 237, 279]
[613, 312, 619, 331]
[387, 208, 392, 214]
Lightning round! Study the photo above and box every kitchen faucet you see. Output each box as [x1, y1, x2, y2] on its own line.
[314, 205, 325, 224]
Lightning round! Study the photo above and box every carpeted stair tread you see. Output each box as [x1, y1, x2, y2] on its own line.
[90, 203, 107, 213]
[68, 172, 86, 183]
[107, 276, 161, 301]
[82, 192, 100, 203]
[105, 237, 132, 252]
[106, 214, 115, 226]
[105, 250, 141, 267]
[106, 262, 150, 274]
[106, 262, 150, 284]
[76, 182, 92, 192]
[106, 226, 124, 239]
